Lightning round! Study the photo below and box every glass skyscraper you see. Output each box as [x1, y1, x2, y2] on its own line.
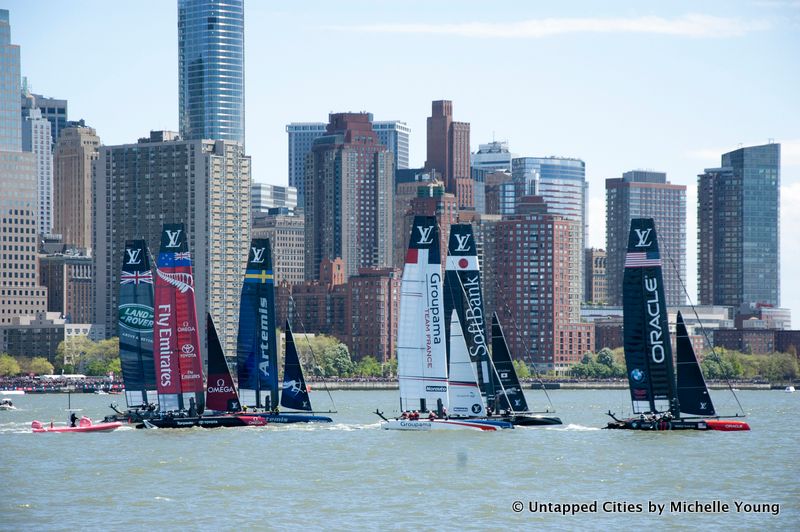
[0, 10, 21, 151]
[178, 0, 244, 145]
[512, 156, 588, 301]
[698, 143, 780, 309]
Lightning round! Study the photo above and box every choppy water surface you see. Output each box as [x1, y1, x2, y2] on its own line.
[1, 389, 797, 530]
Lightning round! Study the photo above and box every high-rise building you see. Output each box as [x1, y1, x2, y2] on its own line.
[22, 88, 67, 148]
[584, 248, 607, 305]
[178, 0, 245, 145]
[372, 120, 410, 171]
[21, 97, 53, 236]
[304, 113, 393, 280]
[425, 100, 472, 208]
[491, 196, 593, 371]
[252, 211, 305, 285]
[286, 122, 326, 204]
[606, 170, 687, 306]
[39, 252, 93, 324]
[0, 10, 21, 152]
[512, 156, 588, 302]
[471, 140, 513, 172]
[53, 125, 100, 252]
[0, 9, 48, 325]
[251, 183, 297, 214]
[288, 119, 409, 205]
[698, 143, 780, 309]
[94, 131, 250, 356]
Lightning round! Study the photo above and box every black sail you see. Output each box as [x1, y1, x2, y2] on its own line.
[622, 218, 676, 414]
[118, 239, 156, 407]
[490, 313, 530, 412]
[675, 312, 715, 416]
[280, 321, 312, 411]
[443, 224, 495, 405]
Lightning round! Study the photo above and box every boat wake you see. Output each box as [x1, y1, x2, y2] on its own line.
[265, 421, 381, 432]
[0, 422, 39, 434]
[546, 423, 601, 431]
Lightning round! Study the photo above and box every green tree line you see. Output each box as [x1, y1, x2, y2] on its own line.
[293, 334, 396, 378]
[0, 353, 55, 376]
[570, 346, 798, 382]
[56, 336, 121, 376]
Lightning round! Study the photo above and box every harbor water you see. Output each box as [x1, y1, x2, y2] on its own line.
[1, 389, 797, 530]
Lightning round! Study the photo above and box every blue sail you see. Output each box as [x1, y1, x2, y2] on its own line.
[236, 239, 279, 409]
[280, 320, 312, 411]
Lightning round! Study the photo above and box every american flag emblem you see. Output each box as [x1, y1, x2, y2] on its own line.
[121, 270, 153, 285]
[174, 252, 191, 261]
[624, 251, 662, 268]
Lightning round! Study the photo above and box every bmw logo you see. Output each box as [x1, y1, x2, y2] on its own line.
[630, 369, 645, 382]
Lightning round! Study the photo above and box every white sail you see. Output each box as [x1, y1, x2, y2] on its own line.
[397, 217, 449, 413]
[447, 310, 486, 417]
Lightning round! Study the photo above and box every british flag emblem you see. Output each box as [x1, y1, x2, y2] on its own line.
[175, 252, 191, 261]
[121, 270, 153, 285]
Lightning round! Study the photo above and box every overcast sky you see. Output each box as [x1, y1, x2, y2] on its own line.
[8, 0, 800, 323]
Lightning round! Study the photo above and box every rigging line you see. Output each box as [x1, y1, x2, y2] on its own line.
[285, 292, 338, 412]
[661, 243, 746, 416]
[490, 272, 556, 411]
[453, 271, 517, 414]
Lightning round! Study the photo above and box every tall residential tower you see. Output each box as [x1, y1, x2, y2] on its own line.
[178, 0, 245, 145]
[606, 170, 686, 306]
[94, 132, 250, 356]
[288, 119, 409, 205]
[698, 143, 780, 310]
[425, 100, 472, 209]
[304, 113, 393, 280]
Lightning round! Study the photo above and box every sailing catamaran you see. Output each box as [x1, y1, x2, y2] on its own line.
[379, 216, 511, 431]
[605, 218, 750, 431]
[234, 238, 332, 423]
[105, 239, 159, 423]
[443, 223, 561, 427]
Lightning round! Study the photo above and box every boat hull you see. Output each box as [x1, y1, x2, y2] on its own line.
[501, 414, 562, 426]
[138, 414, 268, 429]
[605, 417, 750, 431]
[381, 418, 511, 431]
[32, 421, 122, 433]
[243, 412, 333, 424]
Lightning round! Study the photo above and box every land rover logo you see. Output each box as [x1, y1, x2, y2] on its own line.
[118, 304, 154, 331]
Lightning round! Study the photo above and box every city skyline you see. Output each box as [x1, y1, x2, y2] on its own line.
[6, 1, 799, 322]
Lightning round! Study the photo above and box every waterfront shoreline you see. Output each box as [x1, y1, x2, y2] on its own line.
[1, 380, 782, 393]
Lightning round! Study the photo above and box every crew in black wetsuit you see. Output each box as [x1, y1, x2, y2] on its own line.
[69, 412, 78, 427]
